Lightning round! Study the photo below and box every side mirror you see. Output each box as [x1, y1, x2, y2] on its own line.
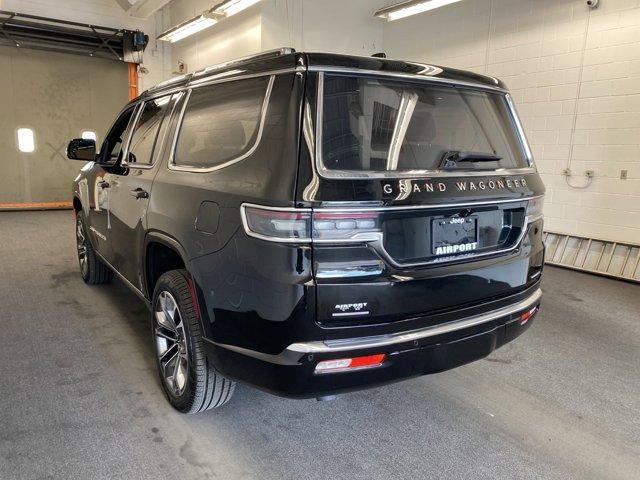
[67, 138, 96, 161]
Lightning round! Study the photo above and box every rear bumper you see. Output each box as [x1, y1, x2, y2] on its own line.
[204, 287, 541, 398]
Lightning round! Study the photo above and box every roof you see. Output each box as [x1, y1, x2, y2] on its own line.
[137, 48, 506, 101]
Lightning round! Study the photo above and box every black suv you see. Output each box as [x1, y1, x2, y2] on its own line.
[68, 48, 544, 413]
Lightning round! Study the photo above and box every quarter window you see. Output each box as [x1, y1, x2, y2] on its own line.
[127, 96, 173, 166]
[101, 107, 137, 164]
[174, 76, 271, 169]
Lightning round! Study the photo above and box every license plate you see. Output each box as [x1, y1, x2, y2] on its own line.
[432, 217, 478, 256]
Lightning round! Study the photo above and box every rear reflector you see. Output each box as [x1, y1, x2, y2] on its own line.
[314, 353, 386, 374]
[519, 306, 538, 325]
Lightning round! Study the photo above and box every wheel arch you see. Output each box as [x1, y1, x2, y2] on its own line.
[143, 231, 191, 300]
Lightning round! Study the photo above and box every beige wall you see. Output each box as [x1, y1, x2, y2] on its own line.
[1, 0, 172, 91]
[168, 0, 262, 72]
[160, 0, 640, 244]
[0, 47, 129, 203]
[384, 0, 640, 244]
[167, 0, 384, 74]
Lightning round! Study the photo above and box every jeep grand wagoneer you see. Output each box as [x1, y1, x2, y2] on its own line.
[68, 48, 544, 413]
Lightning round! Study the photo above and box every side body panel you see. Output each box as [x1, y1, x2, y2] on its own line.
[147, 71, 307, 344]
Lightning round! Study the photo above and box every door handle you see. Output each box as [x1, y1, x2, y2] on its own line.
[98, 180, 110, 189]
[130, 188, 149, 199]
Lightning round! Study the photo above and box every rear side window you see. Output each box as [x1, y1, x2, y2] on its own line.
[319, 74, 529, 174]
[127, 95, 172, 166]
[174, 76, 271, 169]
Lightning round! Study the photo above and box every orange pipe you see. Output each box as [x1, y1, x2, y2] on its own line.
[0, 201, 72, 211]
[128, 63, 139, 100]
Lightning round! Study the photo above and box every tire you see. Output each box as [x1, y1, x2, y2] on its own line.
[76, 212, 113, 285]
[152, 269, 235, 413]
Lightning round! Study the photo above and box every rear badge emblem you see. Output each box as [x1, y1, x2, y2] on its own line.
[333, 303, 369, 317]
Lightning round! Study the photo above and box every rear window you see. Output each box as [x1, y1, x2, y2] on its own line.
[174, 76, 271, 169]
[319, 74, 529, 174]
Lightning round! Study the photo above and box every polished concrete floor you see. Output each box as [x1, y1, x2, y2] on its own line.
[0, 210, 638, 480]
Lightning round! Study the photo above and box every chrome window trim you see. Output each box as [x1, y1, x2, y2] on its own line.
[167, 75, 275, 173]
[120, 94, 172, 170]
[206, 287, 542, 365]
[115, 102, 142, 168]
[314, 71, 536, 180]
[121, 93, 178, 170]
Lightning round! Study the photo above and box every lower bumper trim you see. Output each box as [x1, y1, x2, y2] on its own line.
[207, 287, 542, 366]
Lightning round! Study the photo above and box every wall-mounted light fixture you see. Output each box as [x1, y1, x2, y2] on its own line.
[158, 0, 263, 43]
[374, 0, 464, 21]
[16, 128, 35, 153]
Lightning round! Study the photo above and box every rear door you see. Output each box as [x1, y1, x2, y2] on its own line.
[304, 72, 544, 327]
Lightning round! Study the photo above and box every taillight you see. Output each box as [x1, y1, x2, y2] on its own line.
[314, 353, 386, 374]
[519, 306, 538, 325]
[526, 195, 544, 222]
[241, 205, 312, 242]
[312, 211, 380, 242]
[241, 204, 382, 243]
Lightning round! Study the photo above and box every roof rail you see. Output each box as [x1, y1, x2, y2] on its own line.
[191, 47, 295, 78]
[146, 72, 191, 93]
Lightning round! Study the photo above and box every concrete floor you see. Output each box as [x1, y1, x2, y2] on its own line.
[0, 210, 638, 480]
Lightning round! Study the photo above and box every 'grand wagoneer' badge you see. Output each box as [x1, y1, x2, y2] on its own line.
[382, 177, 528, 196]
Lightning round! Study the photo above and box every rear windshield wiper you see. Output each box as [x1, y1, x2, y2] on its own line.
[440, 151, 502, 170]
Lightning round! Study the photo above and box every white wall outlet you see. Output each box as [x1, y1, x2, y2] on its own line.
[620, 170, 628, 180]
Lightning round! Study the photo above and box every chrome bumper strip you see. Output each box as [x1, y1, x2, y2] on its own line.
[207, 288, 542, 365]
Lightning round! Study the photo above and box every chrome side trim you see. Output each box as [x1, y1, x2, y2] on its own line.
[167, 75, 275, 174]
[315, 260, 384, 279]
[313, 71, 535, 180]
[288, 288, 542, 355]
[94, 250, 151, 308]
[316, 195, 540, 212]
[208, 288, 542, 365]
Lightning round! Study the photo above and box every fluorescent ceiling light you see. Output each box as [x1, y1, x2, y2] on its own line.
[375, 0, 463, 21]
[215, 0, 262, 17]
[158, 0, 263, 43]
[158, 10, 221, 43]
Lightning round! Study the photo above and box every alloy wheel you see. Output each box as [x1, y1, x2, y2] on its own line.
[76, 218, 88, 278]
[154, 291, 189, 396]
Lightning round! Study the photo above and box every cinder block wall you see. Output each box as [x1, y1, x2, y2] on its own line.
[384, 0, 640, 244]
